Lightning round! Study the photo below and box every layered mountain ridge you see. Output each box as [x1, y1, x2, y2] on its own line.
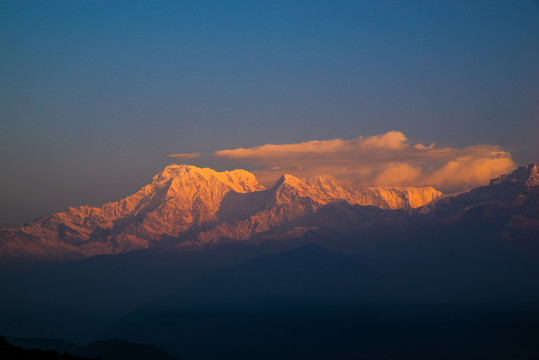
[0, 164, 441, 262]
[2, 164, 538, 360]
[423, 163, 539, 235]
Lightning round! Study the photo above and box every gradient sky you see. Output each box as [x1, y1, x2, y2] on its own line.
[1, 0, 539, 227]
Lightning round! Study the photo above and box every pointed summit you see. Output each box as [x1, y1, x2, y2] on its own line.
[490, 163, 539, 187]
[270, 174, 317, 206]
[273, 174, 306, 189]
[154, 164, 264, 193]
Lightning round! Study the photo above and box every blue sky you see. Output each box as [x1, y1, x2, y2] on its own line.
[1, 0, 538, 226]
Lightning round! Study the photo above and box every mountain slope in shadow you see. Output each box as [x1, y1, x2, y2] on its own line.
[104, 243, 539, 360]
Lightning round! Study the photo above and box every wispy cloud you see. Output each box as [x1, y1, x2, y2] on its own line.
[166, 152, 201, 160]
[213, 131, 516, 193]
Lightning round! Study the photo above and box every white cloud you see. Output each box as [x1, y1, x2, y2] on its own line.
[213, 131, 516, 193]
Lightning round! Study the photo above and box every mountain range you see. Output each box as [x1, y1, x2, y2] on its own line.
[1, 163, 539, 359]
[0, 162, 537, 273]
[1, 163, 538, 264]
[0, 164, 444, 263]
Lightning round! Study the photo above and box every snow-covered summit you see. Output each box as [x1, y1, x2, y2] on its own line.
[1, 164, 443, 263]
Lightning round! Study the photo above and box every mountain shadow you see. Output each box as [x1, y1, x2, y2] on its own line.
[104, 243, 539, 360]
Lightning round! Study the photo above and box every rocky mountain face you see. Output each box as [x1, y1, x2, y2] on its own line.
[423, 163, 539, 237]
[2, 163, 537, 264]
[0, 164, 441, 262]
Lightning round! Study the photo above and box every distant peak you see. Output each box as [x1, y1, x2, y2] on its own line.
[153, 164, 264, 191]
[273, 174, 305, 188]
[490, 163, 539, 187]
[153, 164, 206, 181]
[155, 164, 249, 180]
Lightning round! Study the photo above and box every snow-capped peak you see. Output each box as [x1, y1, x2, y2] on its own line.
[153, 164, 264, 193]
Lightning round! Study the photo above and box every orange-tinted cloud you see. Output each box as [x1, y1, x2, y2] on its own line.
[167, 152, 201, 160]
[213, 131, 516, 193]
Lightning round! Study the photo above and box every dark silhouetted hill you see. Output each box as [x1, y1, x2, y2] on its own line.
[4, 336, 182, 360]
[0, 337, 97, 359]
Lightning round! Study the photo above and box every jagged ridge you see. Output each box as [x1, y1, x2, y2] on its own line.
[0, 164, 442, 262]
[490, 163, 539, 187]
